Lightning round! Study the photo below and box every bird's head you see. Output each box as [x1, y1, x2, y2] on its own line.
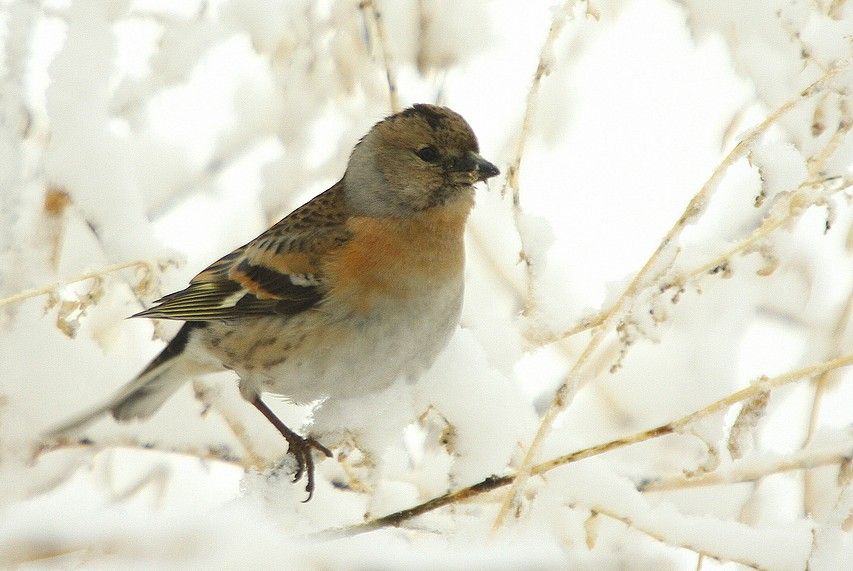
[344, 104, 500, 216]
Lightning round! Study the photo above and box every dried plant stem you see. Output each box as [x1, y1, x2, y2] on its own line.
[532, 180, 849, 349]
[526, 312, 607, 346]
[802, 292, 853, 515]
[359, 0, 400, 113]
[642, 442, 853, 492]
[804, 293, 852, 446]
[828, 0, 849, 19]
[0, 260, 155, 309]
[679, 176, 851, 284]
[501, 0, 575, 198]
[35, 439, 251, 470]
[584, 504, 762, 570]
[529, 356, 853, 474]
[502, 0, 579, 314]
[313, 354, 853, 540]
[808, 98, 851, 177]
[529, 125, 851, 349]
[468, 222, 526, 303]
[192, 380, 267, 469]
[803, 371, 833, 513]
[464, 3, 604, 348]
[533, 71, 848, 350]
[491, 64, 847, 531]
[108, 464, 170, 504]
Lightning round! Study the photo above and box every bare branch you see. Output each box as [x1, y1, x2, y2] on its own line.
[642, 441, 853, 492]
[583, 504, 763, 570]
[501, 0, 584, 315]
[359, 0, 400, 113]
[313, 354, 853, 540]
[808, 97, 851, 177]
[35, 437, 249, 466]
[491, 64, 849, 531]
[676, 176, 852, 285]
[803, 291, 853, 515]
[0, 260, 160, 309]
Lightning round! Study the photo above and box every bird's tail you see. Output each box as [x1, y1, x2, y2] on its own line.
[46, 323, 208, 437]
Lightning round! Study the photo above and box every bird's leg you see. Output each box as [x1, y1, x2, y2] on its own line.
[250, 396, 332, 501]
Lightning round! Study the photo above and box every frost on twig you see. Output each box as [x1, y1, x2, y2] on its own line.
[3, 2, 852, 567]
[316, 354, 853, 541]
[642, 439, 853, 492]
[726, 390, 769, 460]
[36, 438, 248, 475]
[802, 291, 853, 516]
[492, 63, 851, 532]
[500, 0, 590, 316]
[0, 259, 172, 337]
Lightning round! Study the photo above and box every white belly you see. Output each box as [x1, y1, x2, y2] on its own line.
[231, 277, 464, 404]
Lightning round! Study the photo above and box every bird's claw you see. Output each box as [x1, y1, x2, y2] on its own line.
[284, 434, 332, 502]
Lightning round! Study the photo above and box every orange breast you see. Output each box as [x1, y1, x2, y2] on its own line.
[324, 198, 472, 312]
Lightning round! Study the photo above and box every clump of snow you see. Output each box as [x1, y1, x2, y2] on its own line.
[0, 0, 850, 568]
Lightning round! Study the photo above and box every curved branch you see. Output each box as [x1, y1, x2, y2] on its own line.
[313, 354, 853, 540]
[0, 260, 158, 309]
[491, 63, 849, 531]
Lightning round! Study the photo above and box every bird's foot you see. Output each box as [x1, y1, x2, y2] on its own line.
[283, 433, 332, 501]
[250, 395, 331, 501]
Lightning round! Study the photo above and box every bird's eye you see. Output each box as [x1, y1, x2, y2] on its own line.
[415, 145, 440, 163]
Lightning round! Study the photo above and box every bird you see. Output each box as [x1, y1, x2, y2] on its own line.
[46, 103, 500, 499]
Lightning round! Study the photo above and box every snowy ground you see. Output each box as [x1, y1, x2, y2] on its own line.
[0, 0, 851, 569]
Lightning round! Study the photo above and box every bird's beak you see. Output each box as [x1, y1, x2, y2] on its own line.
[471, 152, 500, 182]
[448, 152, 500, 182]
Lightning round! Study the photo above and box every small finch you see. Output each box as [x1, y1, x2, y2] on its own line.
[47, 104, 499, 498]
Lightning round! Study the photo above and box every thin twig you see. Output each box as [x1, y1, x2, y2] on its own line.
[312, 354, 853, 540]
[0, 260, 157, 309]
[802, 291, 853, 515]
[828, 0, 849, 19]
[528, 130, 850, 349]
[525, 311, 608, 346]
[467, 222, 526, 304]
[501, 0, 580, 315]
[676, 176, 852, 285]
[500, 0, 582, 198]
[808, 98, 851, 177]
[491, 64, 848, 531]
[35, 438, 250, 470]
[530, 176, 849, 350]
[359, 0, 400, 113]
[192, 380, 267, 469]
[530, 356, 853, 474]
[585, 504, 762, 570]
[531, 70, 848, 350]
[641, 441, 853, 492]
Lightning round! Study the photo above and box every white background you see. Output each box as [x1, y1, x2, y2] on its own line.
[0, 0, 851, 568]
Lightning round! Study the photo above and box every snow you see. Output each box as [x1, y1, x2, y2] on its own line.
[1, 0, 851, 568]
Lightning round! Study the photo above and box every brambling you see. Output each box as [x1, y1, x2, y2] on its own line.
[47, 104, 500, 498]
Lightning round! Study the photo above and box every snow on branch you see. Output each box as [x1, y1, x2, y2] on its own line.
[2, 1, 852, 568]
[493, 62, 852, 531]
[318, 354, 852, 541]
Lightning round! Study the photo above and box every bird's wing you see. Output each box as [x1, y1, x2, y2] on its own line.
[133, 182, 351, 322]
